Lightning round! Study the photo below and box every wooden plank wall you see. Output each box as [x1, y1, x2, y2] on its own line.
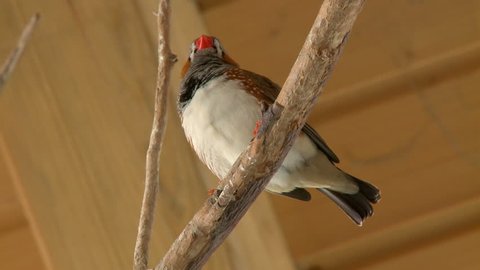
[202, 0, 480, 269]
[0, 0, 295, 269]
[0, 153, 45, 269]
[1, 0, 479, 269]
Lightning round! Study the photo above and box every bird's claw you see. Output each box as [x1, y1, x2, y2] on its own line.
[208, 188, 222, 197]
[253, 119, 262, 137]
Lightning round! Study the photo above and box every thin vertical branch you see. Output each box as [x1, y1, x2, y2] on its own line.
[0, 13, 40, 92]
[156, 0, 365, 269]
[133, 1, 176, 270]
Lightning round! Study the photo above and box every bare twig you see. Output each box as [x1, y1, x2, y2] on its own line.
[156, 0, 365, 269]
[133, 1, 176, 270]
[0, 13, 40, 92]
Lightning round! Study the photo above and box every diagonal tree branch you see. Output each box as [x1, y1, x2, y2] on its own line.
[0, 13, 40, 92]
[133, 1, 176, 270]
[155, 0, 365, 269]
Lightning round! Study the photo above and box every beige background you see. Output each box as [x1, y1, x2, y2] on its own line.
[1, 0, 479, 269]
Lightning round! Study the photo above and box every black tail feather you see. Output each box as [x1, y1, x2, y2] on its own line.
[318, 175, 380, 226]
[352, 175, 381, 204]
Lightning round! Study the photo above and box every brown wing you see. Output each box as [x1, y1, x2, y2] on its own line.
[225, 68, 279, 105]
[227, 68, 340, 163]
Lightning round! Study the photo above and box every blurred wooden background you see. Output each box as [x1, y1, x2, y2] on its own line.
[1, 0, 479, 269]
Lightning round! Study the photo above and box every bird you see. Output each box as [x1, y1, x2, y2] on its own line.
[178, 35, 380, 226]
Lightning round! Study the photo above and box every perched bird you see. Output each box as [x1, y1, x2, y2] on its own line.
[178, 35, 380, 226]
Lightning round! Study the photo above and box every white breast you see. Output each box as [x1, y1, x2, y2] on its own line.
[182, 76, 261, 178]
[181, 76, 320, 193]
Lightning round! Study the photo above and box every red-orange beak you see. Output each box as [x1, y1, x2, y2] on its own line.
[195, 35, 214, 50]
[182, 35, 213, 78]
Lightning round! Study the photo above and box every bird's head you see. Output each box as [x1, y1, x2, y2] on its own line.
[181, 35, 238, 77]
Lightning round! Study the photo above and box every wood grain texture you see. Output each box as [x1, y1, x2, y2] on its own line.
[0, 0, 295, 269]
[361, 226, 480, 270]
[0, 143, 46, 270]
[0, 225, 46, 269]
[297, 197, 480, 269]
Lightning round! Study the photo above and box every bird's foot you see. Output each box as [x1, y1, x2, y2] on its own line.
[253, 119, 262, 137]
[208, 188, 222, 197]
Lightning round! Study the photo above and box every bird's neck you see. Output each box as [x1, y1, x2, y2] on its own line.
[178, 55, 233, 112]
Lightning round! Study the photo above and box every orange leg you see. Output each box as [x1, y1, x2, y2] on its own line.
[208, 188, 218, 196]
[208, 179, 222, 196]
[253, 119, 262, 136]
